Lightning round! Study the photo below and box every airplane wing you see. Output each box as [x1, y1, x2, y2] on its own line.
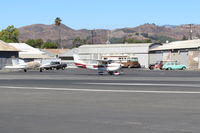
[4, 65, 26, 69]
[80, 58, 114, 64]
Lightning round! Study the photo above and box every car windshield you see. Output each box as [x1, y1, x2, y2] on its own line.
[165, 62, 180, 65]
[130, 58, 138, 62]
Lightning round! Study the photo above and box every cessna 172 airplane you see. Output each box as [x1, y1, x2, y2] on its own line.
[4, 58, 53, 72]
[73, 54, 122, 75]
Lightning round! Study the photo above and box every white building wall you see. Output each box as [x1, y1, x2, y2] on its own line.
[135, 54, 149, 68]
[78, 44, 150, 68]
[149, 53, 163, 64]
[79, 46, 149, 54]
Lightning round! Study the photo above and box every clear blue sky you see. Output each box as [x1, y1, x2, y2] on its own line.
[0, 0, 199, 30]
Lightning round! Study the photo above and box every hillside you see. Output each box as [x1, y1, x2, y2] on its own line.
[19, 24, 200, 48]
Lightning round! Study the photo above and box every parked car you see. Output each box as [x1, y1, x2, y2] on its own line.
[162, 61, 186, 70]
[121, 57, 141, 68]
[149, 61, 164, 70]
[43, 61, 67, 70]
[50, 61, 67, 70]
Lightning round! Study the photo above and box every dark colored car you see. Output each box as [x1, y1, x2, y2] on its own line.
[149, 61, 163, 70]
[50, 61, 67, 70]
[43, 61, 67, 70]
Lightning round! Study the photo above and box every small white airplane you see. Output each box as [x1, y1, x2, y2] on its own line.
[5, 58, 47, 72]
[73, 54, 122, 75]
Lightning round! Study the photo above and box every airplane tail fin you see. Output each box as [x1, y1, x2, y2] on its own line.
[73, 54, 82, 63]
[4, 58, 26, 69]
[73, 54, 86, 68]
[11, 58, 20, 66]
[11, 58, 26, 66]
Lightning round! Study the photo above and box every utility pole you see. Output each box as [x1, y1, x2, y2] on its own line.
[189, 24, 193, 40]
[184, 24, 194, 40]
[91, 29, 95, 44]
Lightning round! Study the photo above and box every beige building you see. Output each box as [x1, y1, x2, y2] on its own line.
[149, 40, 200, 69]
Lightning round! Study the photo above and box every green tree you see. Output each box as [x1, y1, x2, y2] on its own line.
[72, 37, 86, 47]
[26, 39, 58, 48]
[41, 42, 58, 48]
[25, 39, 44, 48]
[124, 38, 152, 43]
[0, 25, 19, 43]
[54, 17, 62, 48]
[110, 37, 125, 44]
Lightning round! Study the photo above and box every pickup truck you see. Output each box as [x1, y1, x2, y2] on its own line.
[43, 61, 67, 70]
[50, 61, 67, 70]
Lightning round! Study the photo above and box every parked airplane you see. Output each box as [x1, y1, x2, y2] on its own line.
[5, 58, 48, 72]
[73, 54, 122, 75]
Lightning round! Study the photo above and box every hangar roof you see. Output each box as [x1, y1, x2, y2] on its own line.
[0, 40, 19, 51]
[9, 43, 50, 59]
[80, 43, 152, 48]
[59, 48, 78, 57]
[150, 40, 200, 51]
[9, 43, 44, 53]
[41, 49, 69, 57]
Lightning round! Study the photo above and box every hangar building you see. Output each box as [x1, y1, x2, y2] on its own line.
[0, 40, 19, 69]
[77, 43, 153, 68]
[149, 40, 200, 69]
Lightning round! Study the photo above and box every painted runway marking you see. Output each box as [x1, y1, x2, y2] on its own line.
[82, 82, 200, 88]
[0, 86, 200, 94]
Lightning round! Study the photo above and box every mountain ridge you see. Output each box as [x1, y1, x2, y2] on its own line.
[18, 24, 200, 48]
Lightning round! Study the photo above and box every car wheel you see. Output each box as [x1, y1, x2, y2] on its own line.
[108, 71, 114, 75]
[182, 67, 186, 70]
[167, 67, 172, 70]
[149, 66, 154, 70]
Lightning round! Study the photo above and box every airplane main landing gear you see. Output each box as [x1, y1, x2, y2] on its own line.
[108, 71, 120, 75]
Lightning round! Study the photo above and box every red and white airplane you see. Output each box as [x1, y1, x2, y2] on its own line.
[73, 54, 122, 75]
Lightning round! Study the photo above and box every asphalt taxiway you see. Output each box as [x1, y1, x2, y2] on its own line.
[0, 69, 200, 133]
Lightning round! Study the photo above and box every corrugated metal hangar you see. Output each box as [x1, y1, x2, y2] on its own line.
[150, 40, 200, 69]
[76, 40, 200, 69]
[77, 43, 154, 68]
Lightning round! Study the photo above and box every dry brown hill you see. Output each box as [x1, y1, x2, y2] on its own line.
[19, 24, 200, 48]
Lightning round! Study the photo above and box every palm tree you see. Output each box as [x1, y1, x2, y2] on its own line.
[54, 17, 62, 48]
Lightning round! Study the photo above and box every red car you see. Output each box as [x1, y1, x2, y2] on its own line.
[149, 61, 163, 70]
